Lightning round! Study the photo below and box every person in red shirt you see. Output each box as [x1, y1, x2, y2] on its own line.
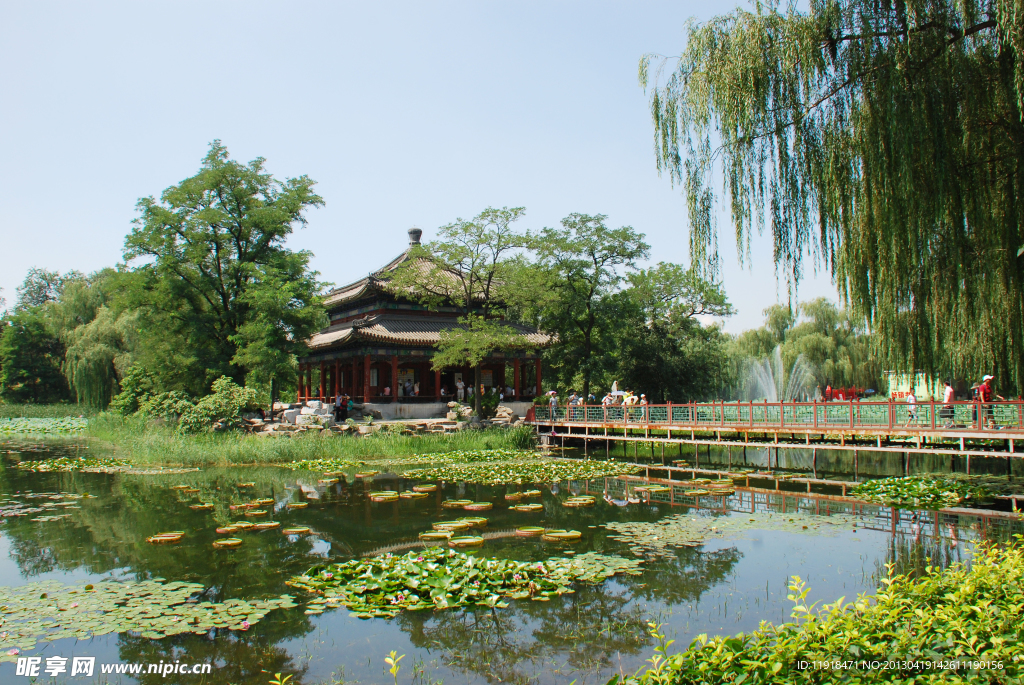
[978, 375, 1004, 428]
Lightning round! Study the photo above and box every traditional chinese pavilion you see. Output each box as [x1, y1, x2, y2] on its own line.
[297, 228, 547, 414]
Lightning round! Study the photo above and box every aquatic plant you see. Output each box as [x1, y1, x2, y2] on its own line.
[0, 403, 97, 419]
[614, 540, 1024, 684]
[0, 579, 296, 660]
[283, 448, 538, 474]
[852, 476, 991, 508]
[287, 547, 643, 618]
[88, 415, 536, 467]
[404, 459, 640, 485]
[0, 418, 88, 434]
[606, 511, 858, 558]
[0, 492, 88, 521]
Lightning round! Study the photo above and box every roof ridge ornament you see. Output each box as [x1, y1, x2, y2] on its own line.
[408, 227, 422, 246]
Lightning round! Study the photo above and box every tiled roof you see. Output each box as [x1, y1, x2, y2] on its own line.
[307, 314, 550, 350]
[323, 248, 477, 308]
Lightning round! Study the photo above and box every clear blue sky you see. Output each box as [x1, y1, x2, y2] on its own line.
[0, 0, 836, 333]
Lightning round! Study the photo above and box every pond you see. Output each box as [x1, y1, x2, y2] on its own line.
[0, 437, 1017, 684]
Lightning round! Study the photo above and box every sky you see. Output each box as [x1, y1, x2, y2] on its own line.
[0, 0, 838, 333]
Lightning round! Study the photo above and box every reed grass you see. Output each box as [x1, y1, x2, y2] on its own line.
[86, 414, 536, 467]
[0, 403, 99, 418]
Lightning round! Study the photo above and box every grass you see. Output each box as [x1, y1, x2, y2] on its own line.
[86, 414, 537, 467]
[0, 403, 98, 418]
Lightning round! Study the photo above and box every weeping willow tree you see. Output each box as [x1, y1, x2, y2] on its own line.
[641, 0, 1024, 392]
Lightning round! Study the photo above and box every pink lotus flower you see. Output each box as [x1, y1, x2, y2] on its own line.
[240, 621, 250, 630]
[7, 649, 18, 656]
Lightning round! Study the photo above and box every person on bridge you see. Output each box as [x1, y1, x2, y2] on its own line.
[941, 380, 955, 427]
[904, 391, 917, 426]
[979, 375, 1004, 429]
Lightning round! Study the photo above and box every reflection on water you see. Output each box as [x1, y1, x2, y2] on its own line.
[582, 439, 1024, 482]
[0, 438, 1018, 683]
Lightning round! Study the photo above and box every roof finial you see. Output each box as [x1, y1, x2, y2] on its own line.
[408, 227, 422, 246]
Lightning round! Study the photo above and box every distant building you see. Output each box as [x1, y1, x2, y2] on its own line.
[884, 371, 942, 401]
[296, 228, 548, 416]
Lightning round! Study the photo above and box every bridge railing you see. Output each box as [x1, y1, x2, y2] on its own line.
[534, 400, 1024, 433]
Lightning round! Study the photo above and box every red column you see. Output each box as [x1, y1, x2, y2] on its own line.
[350, 360, 357, 396]
[513, 359, 521, 399]
[364, 354, 372, 402]
[391, 355, 399, 399]
[434, 368, 441, 399]
[535, 359, 542, 396]
[333, 360, 339, 398]
[306, 366, 313, 402]
[297, 364, 305, 401]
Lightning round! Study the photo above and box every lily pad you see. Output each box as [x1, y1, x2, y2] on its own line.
[0, 579, 295, 660]
[286, 548, 642, 618]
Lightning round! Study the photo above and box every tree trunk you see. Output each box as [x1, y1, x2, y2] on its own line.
[474, 363, 482, 416]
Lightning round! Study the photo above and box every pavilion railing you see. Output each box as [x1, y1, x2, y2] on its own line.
[533, 400, 1024, 433]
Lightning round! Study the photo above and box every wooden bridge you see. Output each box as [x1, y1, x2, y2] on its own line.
[526, 400, 1024, 465]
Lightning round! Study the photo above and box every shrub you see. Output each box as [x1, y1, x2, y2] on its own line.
[479, 391, 499, 419]
[108, 366, 157, 417]
[615, 540, 1024, 684]
[178, 377, 259, 434]
[137, 391, 195, 422]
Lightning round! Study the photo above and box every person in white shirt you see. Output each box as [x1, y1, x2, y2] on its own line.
[942, 380, 955, 427]
[905, 391, 917, 426]
[456, 379, 465, 402]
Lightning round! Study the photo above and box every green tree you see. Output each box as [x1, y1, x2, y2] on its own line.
[731, 298, 879, 394]
[387, 207, 532, 415]
[641, 0, 1024, 392]
[530, 214, 649, 400]
[14, 268, 83, 310]
[124, 141, 325, 394]
[0, 308, 70, 403]
[615, 263, 734, 401]
[45, 271, 138, 408]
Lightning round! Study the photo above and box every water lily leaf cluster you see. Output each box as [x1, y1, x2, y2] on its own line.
[280, 457, 361, 472]
[283, 449, 539, 474]
[404, 459, 640, 485]
[0, 418, 88, 434]
[0, 579, 297, 661]
[617, 540, 1024, 684]
[852, 476, 991, 508]
[287, 547, 643, 618]
[0, 492, 86, 521]
[606, 511, 858, 558]
[16, 456, 132, 472]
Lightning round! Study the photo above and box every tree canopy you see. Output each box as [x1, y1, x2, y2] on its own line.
[125, 141, 325, 391]
[642, 0, 1024, 392]
[731, 298, 879, 395]
[387, 207, 532, 414]
[529, 213, 650, 399]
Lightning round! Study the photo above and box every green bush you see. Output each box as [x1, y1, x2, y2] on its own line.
[615, 540, 1023, 685]
[137, 391, 195, 422]
[108, 366, 157, 417]
[178, 376, 259, 434]
[479, 391, 500, 419]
